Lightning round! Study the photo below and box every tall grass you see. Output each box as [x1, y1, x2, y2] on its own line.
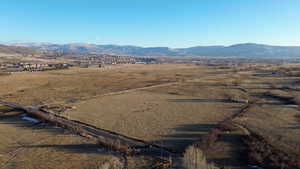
[183, 146, 218, 169]
[98, 157, 124, 169]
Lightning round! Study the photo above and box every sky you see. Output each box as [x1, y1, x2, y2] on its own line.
[0, 0, 300, 47]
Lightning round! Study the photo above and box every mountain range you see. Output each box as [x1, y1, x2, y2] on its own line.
[0, 44, 40, 55]
[3, 42, 300, 58]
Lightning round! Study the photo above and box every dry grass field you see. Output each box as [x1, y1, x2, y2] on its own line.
[0, 109, 115, 169]
[1, 63, 300, 169]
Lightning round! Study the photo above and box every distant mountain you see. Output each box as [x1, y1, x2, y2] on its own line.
[3, 42, 300, 58]
[0, 44, 40, 55]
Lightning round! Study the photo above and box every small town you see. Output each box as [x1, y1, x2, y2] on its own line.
[0, 62, 70, 72]
[0, 55, 157, 73]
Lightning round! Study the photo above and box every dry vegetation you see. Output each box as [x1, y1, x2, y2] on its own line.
[183, 146, 218, 169]
[0, 71, 10, 76]
[1, 63, 300, 169]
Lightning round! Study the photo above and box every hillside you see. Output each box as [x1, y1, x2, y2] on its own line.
[5, 42, 300, 57]
[0, 45, 40, 55]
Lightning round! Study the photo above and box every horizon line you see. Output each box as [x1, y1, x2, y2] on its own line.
[1, 41, 300, 48]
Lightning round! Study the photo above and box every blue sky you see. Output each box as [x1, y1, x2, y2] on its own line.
[1, 0, 300, 47]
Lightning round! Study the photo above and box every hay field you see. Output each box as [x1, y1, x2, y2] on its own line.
[1, 63, 300, 169]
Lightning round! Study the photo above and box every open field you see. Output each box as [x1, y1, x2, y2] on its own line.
[1, 63, 300, 169]
[0, 109, 115, 169]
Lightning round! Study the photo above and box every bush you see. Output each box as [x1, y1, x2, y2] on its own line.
[98, 157, 124, 169]
[199, 129, 221, 149]
[244, 133, 300, 169]
[183, 146, 218, 169]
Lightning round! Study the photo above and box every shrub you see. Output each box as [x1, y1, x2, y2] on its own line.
[218, 121, 238, 132]
[183, 146, 219, 169]
[244, 133, 300, 169]
[98, 156, 124, 169]
[200, 129, 221, 149]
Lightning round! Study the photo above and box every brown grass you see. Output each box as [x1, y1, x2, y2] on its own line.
[0, 71, 10, 76]
[97, 156, 124, 169]
[183, 146, 219, 169]
[244, 132, 300, 169]
[3, 63, 300, 169]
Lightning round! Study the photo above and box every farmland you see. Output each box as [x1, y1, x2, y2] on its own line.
[1, 63, 300, 169]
